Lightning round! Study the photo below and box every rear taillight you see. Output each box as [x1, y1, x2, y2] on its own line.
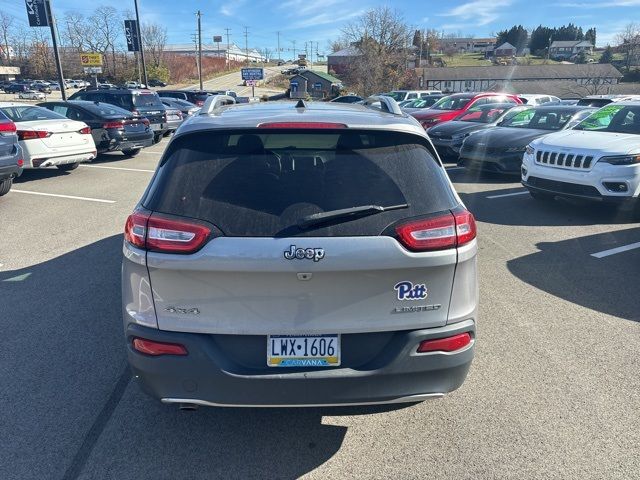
[79, 126, 91, 134]
[0, 120, 17, 134]
[132, 337, 188, 356]
[103, 121, 125, 129]
[141, 118, 150, 126]
[17, 130, 51, 140]
[417, 333, 472, 353]
[395, 209, 476, 251]
[17, 159, 24, 167]
[124, 209, 211, 254]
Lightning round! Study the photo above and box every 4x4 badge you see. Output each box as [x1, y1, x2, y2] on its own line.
[284, 245, 325, 262]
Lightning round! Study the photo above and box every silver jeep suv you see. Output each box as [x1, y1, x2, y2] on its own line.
[122, 96, 478, 408]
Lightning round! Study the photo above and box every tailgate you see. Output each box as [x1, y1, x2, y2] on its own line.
[147, 236, 456, 335]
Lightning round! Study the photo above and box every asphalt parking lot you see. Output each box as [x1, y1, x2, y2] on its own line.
[1, 142, 639, 480]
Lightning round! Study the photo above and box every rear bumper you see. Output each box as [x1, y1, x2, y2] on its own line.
[27, 150, 96, 168]
[0, 163, 22, 180]
[126, 320, 476, 407]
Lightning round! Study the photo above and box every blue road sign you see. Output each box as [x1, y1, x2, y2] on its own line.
[241, 68, 264, 81]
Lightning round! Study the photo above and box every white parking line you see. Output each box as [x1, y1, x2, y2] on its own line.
[486, 191, 529, 199]
[11, 189, 115, 204]
[590, 242, 640, 259]
[81, 165, 155, 173]
[445, 167, 465, 172]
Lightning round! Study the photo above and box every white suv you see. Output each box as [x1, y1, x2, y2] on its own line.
[522, 101, 640, 208]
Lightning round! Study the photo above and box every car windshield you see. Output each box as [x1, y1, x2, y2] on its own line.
[430, 95, 473, 111]
[499, 108, 578, 130]
[133, 92, 165, 108]
[403, 99, 429, 108]
[573, 105, 640, 134]
[0, 105, 66, 122]
[83, 103, 133, 117]
[456, 104, 514, 123]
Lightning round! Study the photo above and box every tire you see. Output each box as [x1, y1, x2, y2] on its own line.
[0, 178, 12, 196]
[153, 134, 162, 144]
[163, 130, 172, 137]
[529, 191, 555, 202]
[122, 148, 141, 157]
[56, 162, 79, 171]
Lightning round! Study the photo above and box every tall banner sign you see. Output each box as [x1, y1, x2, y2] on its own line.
[124, 20, 141, 52]
[25, 0, 50, 27]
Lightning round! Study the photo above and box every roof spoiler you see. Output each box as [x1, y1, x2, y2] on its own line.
[362, 95, 403, 115]
[200, 94, 236, 115]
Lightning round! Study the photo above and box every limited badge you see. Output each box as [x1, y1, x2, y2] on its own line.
[394, 281, 428, 301]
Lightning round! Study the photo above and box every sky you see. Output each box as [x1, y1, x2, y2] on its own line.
[2, 0, 638, 53]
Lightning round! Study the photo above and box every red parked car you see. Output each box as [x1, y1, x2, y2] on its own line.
[412, 92, 523, 129]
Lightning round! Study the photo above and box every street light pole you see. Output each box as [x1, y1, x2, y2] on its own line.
[133, 0, 148, 87]
[45, 0, 66, 100]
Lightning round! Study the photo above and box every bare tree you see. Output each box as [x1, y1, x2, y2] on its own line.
[89, 6, 120, 77]
[615, 22, 640, 72]
[142, 22, 167, 67]
[338, 7, 411, 95]
[0, 12, 14, 65]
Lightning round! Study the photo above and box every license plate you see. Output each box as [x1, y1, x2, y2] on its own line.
[267, 334, 340, 367]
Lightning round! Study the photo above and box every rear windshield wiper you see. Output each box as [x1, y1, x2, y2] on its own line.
[297, 203, 409, 229]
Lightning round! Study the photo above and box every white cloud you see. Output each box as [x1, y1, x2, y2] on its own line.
[219, 0, 246, 17]
[439, 0, 512, 26]
[558, 0, 640, 6]
[291, 9, 365, 29]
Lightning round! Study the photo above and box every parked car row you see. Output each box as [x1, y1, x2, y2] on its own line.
[409, 90, 640, 211]
[0, 87, 204, 199]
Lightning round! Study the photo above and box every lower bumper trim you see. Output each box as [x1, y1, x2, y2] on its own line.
[161, 393, 445, 408]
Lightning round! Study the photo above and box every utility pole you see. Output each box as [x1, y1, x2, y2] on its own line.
[277, 31, 281, 62]
[196, 10, 203, 90]
[134, 0, 148, 87]
[292, 40, 296, 61]
[225, 28, 231, 70]
[243, 26, 249, 65]
[44, 0, 66, 100]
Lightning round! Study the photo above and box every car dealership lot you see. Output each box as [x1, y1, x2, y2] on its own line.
[1, 143, 638, 479]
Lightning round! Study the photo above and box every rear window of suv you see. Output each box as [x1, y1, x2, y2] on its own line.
[144, 130, 458, 237]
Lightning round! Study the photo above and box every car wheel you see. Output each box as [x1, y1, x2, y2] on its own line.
[122, 148, 141, 157]
[153, 134, 162, 144]
[529, 191, 555, 202]
[163, 130, 172, 137]
[56, 163, 79, 171]
[0, 178, 12, 196]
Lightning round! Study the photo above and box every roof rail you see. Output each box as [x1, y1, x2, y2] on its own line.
[362, 95, 403, 115]
[200, 94, 236, 115]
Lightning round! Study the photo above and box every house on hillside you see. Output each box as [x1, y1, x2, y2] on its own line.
[289, 70, 343, 99]
[327, 46, 361, 75]
[549, 40, 594, 59]
[438, 38, 496, 54]
[419, 64, 622, 93]
[494, 42, 517, 58]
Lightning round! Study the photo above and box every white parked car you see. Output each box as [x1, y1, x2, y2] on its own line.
[18, 90, 46, 100]
[0, 102, 97, 171]
[522, 100, 640, 209]
[384, 90, 443, 102]
[518, 94, 561, 106]
[125, 81, 147, 89]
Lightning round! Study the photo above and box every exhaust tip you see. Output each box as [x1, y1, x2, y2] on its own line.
[178, 403, 199, 411]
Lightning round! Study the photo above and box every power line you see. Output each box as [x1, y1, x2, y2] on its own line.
[225, 28, 231, 70]
[243, 26, 249, 65]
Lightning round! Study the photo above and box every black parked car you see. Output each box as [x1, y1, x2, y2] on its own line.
[158, 89, 212, 106]
[4, 83, 29, 94]
[427, 103, 524, 161]
[68, 88, 168, 143]
[458, 105, 596, 175]
[148, 78, 167, 87]
[160, 98, 200, 118]
[39, 100, 154, 156]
